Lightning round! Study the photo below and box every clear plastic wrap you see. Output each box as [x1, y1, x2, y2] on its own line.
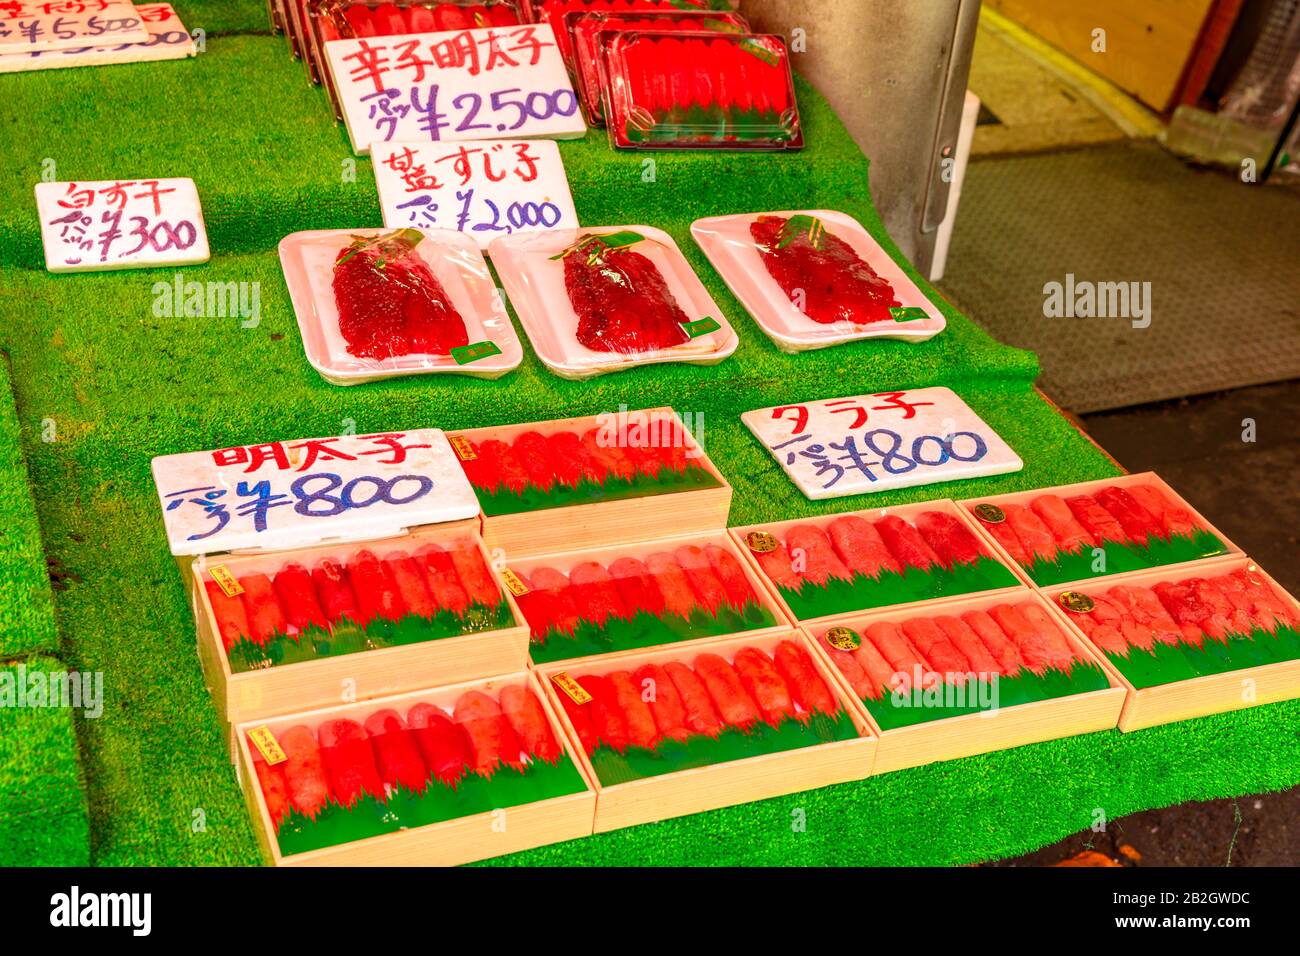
[602, 29, 801, 150]
[279, 226, 523, 384]
[489, 226, 736, 379]
[690, 209, 946, 352]
[569, 9, 749, 125]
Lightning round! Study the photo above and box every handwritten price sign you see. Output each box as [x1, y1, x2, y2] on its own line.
[0, 0, 148, 54]
[151, 429, 480, 556]
[35, 176, 209, 273]
[0, 3, 194, 73]
[742, 387, 1023, 500]
[373, 139, 578, 251]
[324, 23, 586, 155]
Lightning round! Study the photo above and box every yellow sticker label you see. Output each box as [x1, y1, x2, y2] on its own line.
[551, 672, 592, 705]
[500, 568, 529, 597]
[209, 565, 244, 597]
[1058, 591, 1096, 614]
[449, 435, 477, 461]
[746, 530, 777, 554]
[825, 626, 862, 651]
[247, 725, 286, 765]
[973, 504, 1006, 524]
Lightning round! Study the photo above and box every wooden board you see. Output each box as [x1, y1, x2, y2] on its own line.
[987, 0, 1215, 111]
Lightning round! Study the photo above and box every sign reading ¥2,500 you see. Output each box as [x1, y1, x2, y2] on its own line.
[742, 387, 1023, 500]
[324, 23, 586, 155]
[150, 429, 480, 555]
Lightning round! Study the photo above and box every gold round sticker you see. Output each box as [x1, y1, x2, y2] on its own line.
[746, 530, 777, 554]
[973, 503, 1006, 524]
[1058, 591, 1096, 614]
[824, 626, 861, 651]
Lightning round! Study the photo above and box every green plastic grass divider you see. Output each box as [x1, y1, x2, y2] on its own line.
[776, 555, 1020, 620]
[1021, 528, 1229, 586]
[473, 463, 721, 517]
[275, 755, 589, 857]
[587, 710, 860, 786]
[226, 601, 513, 673]
[862, 661, 1112, 731]
[528, 600, 778, 664]
[1103, 625, 1300, 690]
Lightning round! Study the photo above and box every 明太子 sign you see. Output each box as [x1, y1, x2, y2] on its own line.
[373, 139, 579, 251]
[35, 176, 209, 272]
[742, 387, 1023, 500]
[324, 23, 586, 155]
[150, 429, 479, 556]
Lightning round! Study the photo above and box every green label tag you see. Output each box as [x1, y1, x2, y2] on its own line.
[451, 340, 502, 365]
[739, 37, 780, 66]
[550, 230, 645, 260]
[681, 317, 721, 339]
[890, 306, 929, 323]
[777, 214, 824, 250]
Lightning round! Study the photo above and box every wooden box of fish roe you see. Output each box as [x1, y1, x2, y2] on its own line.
[728, 499, 1023, 627]
[802, 590, 1125, 774]
[536, 630, 876, 833]
[502, 528, 791, 667]
[150, 429, 530, 740]
[956, 472, 1241, 590]
[446, 406, 732, 559]
[234, 669, 596, 866]
[1042, 556, 1300, 732]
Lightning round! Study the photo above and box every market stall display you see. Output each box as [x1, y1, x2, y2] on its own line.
[1049, 558, 1300, 730]
[692, 210, 947, 352]
[279, 227, 523, 383]
[505, 530, 786, 663]
[490, 226, 737, 379]
[539, 631, 875, 831]
[732, 500, 1023, 624]
[447, 407, 731, 556]
[805, 592, 1125, 773]
[237, 671, 595, 865]
[961, 473, 1237, 587]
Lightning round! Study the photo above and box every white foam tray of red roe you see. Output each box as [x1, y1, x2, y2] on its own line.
[279, 227, 523, 385]
[489, 225, 738, 380]
[690, 209, 946, 353]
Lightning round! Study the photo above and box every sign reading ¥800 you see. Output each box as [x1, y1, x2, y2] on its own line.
[150, 429, 479, 555]
[742, 387, 1023, 500]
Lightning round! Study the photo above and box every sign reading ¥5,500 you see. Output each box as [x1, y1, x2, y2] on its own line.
[0, 0, 148, 55]
[742, 387, 1023, 500]
[150, 429, 479, 555]
[324, 23, 586, 155]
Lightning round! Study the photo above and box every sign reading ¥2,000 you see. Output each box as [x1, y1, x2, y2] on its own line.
[742, 387, 1023, 500]
[149, 429, 480, 555]
[324, 23, 586, 155]
[372, 139, 579, 251]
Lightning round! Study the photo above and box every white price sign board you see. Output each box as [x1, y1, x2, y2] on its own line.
[0, 0, 148, 54]
[324, 23, 586, 155]
[742, 387, 1023, 500]
[0, 3, 195, 73]
[35, 176, 209, 272]
[151, 429, 480, 556]
[373, 139, 579, 251]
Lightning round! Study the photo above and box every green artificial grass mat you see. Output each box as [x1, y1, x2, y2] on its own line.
[0, 358, 60, 658]
[0, 22, 1296, 867]
[0, 655, 91, 865]
[473, 463, 721, 516]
